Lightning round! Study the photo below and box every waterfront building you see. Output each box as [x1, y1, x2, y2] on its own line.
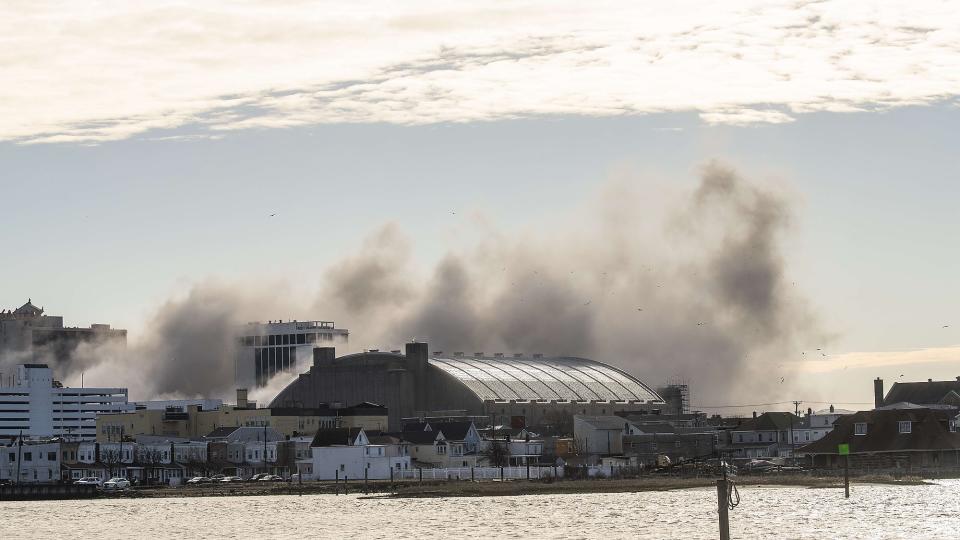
[0, 364, 132, 440]
[402, 421, 482, 468]
[799, 407, 960, 472]
[271, 342, 665, 431]
[0, 299, 126, 366]
[0, 438, 61, 484]
[307, 427, 410, 480]
[235, 320, 348, 389]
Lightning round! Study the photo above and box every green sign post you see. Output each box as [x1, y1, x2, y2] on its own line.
[839, 443, 850, 498]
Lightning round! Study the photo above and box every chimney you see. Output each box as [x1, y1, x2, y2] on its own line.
[237, 388, 249, 409]
[405, 342, 429, 413]
[874, 377, 884, 409]
[829, 404, 834, 413]
[313, 347, 335, 368]
[806, 407, 812, 417]
[752, 411, 757, 419]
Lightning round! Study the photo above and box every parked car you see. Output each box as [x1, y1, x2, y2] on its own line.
[103, 477, 131, 491]
[186, 476, 211, 484]
[743, 459, 778, 472]
[74, 477, 103, 486]
[210, 474, 225, 481]
[220, 476, 244, 483]
[247, 473, 267, 482]
[257, 474, 283, 482]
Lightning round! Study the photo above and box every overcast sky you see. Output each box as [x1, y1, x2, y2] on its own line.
[1, 1, 958, 410]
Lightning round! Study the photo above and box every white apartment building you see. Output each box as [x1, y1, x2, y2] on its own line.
[0, 364, 133, 440]
[0, 439, 61, 484]
[235, 320, 348, 389]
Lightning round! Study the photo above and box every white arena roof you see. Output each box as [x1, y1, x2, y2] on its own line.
[429, 354, 662, 403]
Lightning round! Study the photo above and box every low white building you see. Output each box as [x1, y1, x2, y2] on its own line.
[0, 438, 61, 484]
[0, 364, 133, 440]
[308, 428, 410, 480]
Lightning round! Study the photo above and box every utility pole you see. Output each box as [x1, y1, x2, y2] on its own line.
[791, 401, 802, 464]
[263, 423, 268, 476]
[15, 430, 23, 486]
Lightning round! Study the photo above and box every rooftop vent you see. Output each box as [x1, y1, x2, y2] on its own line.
[533, 353, 543, 359]
[474, 352, 484, 358]
[513, 353, 523, 358]
[391, 350, 401, 354]
[368, 349, 379, 353]
[433, 351, 443, 356]
[494, 353, 504, 358]
[454, 352, 464, 357]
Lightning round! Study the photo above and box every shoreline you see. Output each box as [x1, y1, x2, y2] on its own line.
[92, 474, 933, 500]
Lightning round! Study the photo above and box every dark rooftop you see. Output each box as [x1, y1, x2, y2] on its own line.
[884, 379, 960, 407]
[310, 427, 364, 447]
[799, 408, 960, 455]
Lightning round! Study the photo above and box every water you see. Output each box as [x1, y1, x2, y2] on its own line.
[2, 481, 959, 539]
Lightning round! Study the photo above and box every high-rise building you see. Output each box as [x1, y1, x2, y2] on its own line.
[0, 299, 126, 364]
[0, 364, 133, 440]
[234, 320, 348, 389]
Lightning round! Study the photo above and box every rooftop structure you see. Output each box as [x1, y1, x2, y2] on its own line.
[235, 319, 348, 389]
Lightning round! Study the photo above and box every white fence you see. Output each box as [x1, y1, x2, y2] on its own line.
[395, 466, 563, 481]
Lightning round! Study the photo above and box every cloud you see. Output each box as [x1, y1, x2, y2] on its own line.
[1, 1, 958, 143]
[801, 345, 960, 374]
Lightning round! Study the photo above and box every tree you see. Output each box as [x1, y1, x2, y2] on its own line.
[101, 447, 122, 478]
[138, 448, 165, 485]
[482, 440, 511, 467]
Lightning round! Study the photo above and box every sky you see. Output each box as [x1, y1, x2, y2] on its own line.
[1, 1, 958, 411]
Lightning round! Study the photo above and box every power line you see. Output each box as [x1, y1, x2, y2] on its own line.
[692, 400, 874, 409]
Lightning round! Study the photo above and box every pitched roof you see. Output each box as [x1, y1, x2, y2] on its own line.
[884, 380, 960, 406]
[400, 430, 442, 445]
[433, 421, 475, 441]
[799, 408, 960, 455]
[13, 299, 43, 316]
[733, 412, 802, 431]
[205, 427, 240, 439]
[311, 427, 364, 447]
[401, 422, 431, 432]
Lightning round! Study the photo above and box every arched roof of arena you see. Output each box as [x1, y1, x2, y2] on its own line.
[428, 354, 663, 403]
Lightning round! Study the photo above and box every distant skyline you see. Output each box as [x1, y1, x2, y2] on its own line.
[1, 1, 958, 411]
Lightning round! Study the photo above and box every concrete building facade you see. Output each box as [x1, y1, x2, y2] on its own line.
[0, 364, 132, 440]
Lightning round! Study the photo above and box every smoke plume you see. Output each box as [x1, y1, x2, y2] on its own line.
[2, 161, 825, 405]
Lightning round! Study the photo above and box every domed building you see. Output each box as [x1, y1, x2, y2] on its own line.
[270, 342, 664, 431]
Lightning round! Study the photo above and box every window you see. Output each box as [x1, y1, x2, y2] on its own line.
[48, 452, 56, 461]
[436, 444, 447, 455]
[854, 422, 867, 435]
[898, 421, 911, 434]
[24, 452, 32, 462]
